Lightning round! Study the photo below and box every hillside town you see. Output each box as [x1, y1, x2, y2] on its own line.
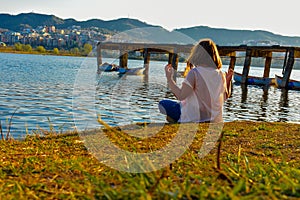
[0, 25, 111, 49]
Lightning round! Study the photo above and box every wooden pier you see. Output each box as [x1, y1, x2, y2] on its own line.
[97, 42, 300, 89]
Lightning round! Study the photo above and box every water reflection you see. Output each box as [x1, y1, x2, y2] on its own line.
[259, 86, 269, 121]
[95, 72, 168, 126]
[279, 89, 289, 108]
[238, 83, 270, 103]
[278, 89, 289, 122]
[227, 83, 291, 122]
[240, 83, 248, 104]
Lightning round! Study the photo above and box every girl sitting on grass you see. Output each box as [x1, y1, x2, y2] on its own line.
[159, 38, 233, 123]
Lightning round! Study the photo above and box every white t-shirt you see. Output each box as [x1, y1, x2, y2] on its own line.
[179, 66, 227, 123]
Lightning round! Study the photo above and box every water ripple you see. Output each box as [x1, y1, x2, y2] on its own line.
[0, 53, 300, 138]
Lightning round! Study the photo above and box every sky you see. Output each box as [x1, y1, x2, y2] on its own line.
[0, 0, 300, 37]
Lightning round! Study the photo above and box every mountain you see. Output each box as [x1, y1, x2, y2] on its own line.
[0, 13, 160, 33]
[1, 12, 300, 46]
[107, 27, 195, 44]
[175, 26, 300, 46]
[0, 13, 64, 31]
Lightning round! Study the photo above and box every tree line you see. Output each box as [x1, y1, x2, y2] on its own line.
[2, 43, 94, 56]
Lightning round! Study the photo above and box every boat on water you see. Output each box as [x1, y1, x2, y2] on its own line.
[233, 72, 275, 85]
[118, 67, 145, 75]
[98, 62, 119, 72]
[275, 74, 300, 90]
[98, 62, 145, 75]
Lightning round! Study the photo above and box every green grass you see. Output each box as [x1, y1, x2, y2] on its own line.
[0, 121, 299, 199]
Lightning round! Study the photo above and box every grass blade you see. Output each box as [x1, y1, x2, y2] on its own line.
[6, 108, 18, 140]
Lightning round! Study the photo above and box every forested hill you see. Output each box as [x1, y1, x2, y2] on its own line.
[0, 13, 160, 33]
[1, 12, 300, 46]
[175, 26, 300, 46]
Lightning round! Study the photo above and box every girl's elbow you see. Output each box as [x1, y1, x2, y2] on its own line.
[177, 94, 189, 101]
[177, 96, 185, 101]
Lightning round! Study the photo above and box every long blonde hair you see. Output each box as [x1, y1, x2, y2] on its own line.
[183, 61, 193, 77]
[187, 39, 222, 69]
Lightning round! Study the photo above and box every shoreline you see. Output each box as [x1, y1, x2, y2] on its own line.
[4, 119, 300, 141]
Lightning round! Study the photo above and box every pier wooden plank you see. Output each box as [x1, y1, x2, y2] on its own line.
[97, 42, 300, 58]
[218, 49, 236, 57]
[251, 50, 272, 58]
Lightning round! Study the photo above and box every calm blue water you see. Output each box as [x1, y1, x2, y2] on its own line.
[0, 53, 300, 139]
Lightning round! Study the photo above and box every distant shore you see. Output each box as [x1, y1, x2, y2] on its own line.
[0, 46, 94, 57]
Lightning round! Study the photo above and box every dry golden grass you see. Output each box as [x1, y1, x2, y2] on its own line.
[0, 121, 299, 199]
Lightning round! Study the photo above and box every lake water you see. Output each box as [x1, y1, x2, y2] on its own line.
[1, 53, 300, 139]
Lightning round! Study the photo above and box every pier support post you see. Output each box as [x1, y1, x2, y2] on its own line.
[97, 42, 102, 73]
[171, 53, 179, 81]
[263, 52, 272, 78]
[281, 48, 295, 88]
[241, 49, 252, 84]
[167, 53, 179, 81]
[229, 56, 236, 70]
[168, 53, 174, 65]
[119, 50, 128, 69]
[143, 48, 150, 75]
[143, 48, 150, 66]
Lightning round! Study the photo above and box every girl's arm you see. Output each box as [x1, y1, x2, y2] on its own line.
[165, 64, 193, 101]
[224, 68, 234, 99]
